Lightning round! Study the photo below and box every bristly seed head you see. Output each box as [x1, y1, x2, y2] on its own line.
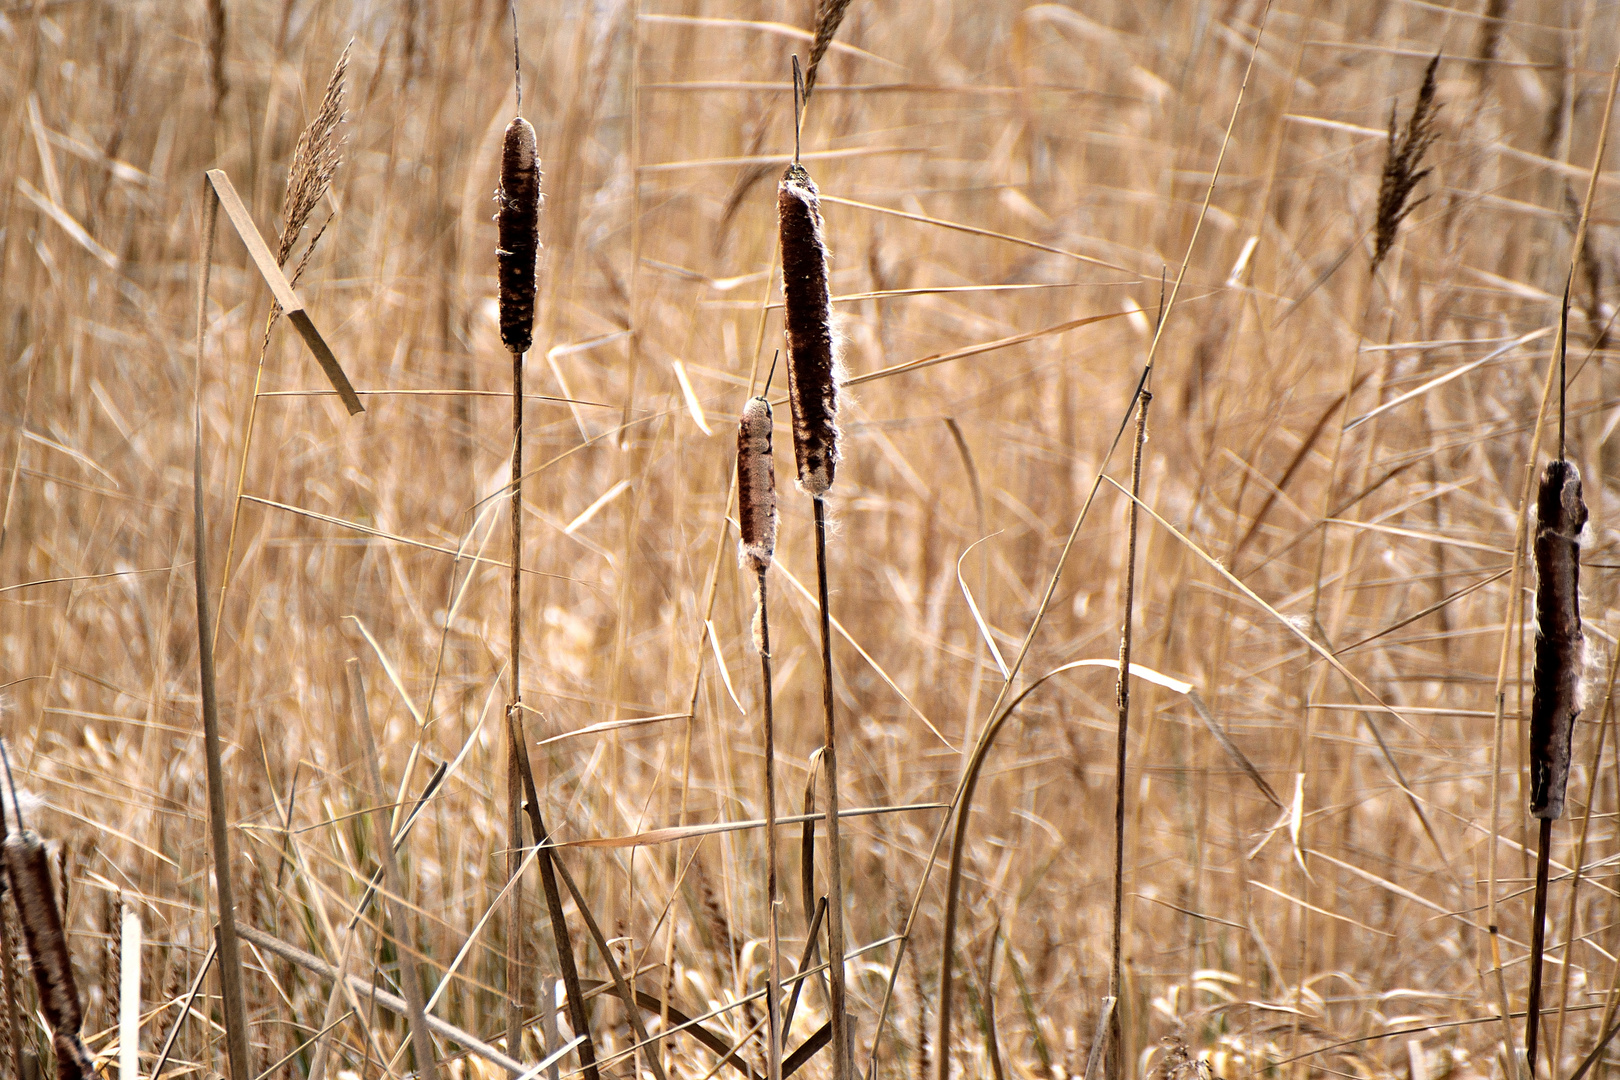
[778, 164, 841, 496]
[737, 396, 778, 573]
[496, 117, 543, 355]
[1530, 458, 1588, 820]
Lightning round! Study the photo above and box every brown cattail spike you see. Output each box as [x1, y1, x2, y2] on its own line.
[778, 164, 840, 496]
[738, 396, 778, 572]
[496, 117, 542, 354]
[1531, 459, 1588, 820]
[3, 831, 91, 1080]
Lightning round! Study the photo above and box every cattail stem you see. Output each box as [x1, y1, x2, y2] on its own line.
[1107, 389, 1150, 1078]
[192, 178, 253, 1080]
[1526, 815, 1554, 1076]
[759, 566, 783, 1080]
[509, 344, 526, 1063]
[813, 495, 849, 1080]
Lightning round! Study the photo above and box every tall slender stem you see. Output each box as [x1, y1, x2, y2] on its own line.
[509, 346, 526, 1061]
[814, 495, 848, 1080]
[1108, 389, 1151, 1074]
[1526, 816, 1554, 1077]
[759, 567, 782, 1080]
[193, 180, 252, 1080]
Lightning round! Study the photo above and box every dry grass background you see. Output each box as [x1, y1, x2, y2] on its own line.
[2, 0, 1620, 1078]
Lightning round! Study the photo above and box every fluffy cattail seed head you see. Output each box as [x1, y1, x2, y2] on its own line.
[496, 117, 542, 355]
[778, 164, 841, 496]
[1530, 458, 1588, 820]
[737, 396, 778, 573]
[3, 831, 91, 1079]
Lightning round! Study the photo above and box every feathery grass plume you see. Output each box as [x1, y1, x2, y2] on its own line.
[778, 164, 840, 495]
[802, 0, 854, 102]
[1531, 459, 1587, 820]
[3, 832, 92, 1080]
[1371, 55, 1442, 274]
[497, 117, 542, 354]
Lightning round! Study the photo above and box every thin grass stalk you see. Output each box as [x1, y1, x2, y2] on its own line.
[345, 660, 440, 1080]
[191, 178, 252, 1080]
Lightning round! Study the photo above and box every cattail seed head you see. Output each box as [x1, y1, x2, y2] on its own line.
[496, 117, 542, 355]
[1531, 458, 1588, 820]
[3, 831, 91, 1079]
[778, 163, 841, 496]
[737, 396, 778, 573]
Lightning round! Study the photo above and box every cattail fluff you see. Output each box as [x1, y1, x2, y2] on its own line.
[3, 831, 92, 1079]
[496, 117, 542, 354]
[1531, 459, 1588, 820]
[778, 164, 841, 496]
[738, 396, 778, 652]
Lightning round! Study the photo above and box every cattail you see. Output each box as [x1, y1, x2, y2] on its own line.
[1531, 459, 1588, 819]
[738, 396, 778, 573]
[496, 117, 542, 354]
[778, 164, 841, 496]
[3, 831, 91, 1080]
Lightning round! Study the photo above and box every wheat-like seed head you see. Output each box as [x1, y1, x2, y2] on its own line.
[496, 117, 543, 355]
[778, 164, 841, 496]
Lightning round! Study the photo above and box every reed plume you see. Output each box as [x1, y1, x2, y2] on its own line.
[1371, 55, 1441, 274]
[738, 393, 782, 1080]
[1525, 458, 1588, 1076]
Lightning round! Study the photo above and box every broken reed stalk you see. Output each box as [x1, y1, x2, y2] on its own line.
[779, 125, 847, 1076]
[118, 902, 140, 1080]
[738, 395, 782, 1080]
[497, 111, 541, 1064]
[345, 660, 440, 1080]
[1106, 388, 1151, 1080]
[191, 178, 254, 1080]
[1525, 457, 1587, 1077]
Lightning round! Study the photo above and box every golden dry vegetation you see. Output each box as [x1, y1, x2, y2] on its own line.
[2, 1, 1620, 1079]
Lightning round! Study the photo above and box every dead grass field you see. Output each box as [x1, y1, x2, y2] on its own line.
[3, 1, 1620, 1078]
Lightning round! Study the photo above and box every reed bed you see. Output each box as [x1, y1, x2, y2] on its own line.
[3, 2, 1620, 1079]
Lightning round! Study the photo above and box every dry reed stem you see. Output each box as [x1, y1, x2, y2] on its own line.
[190, 178, 253, 1080]
[812, 495, 849, 1080]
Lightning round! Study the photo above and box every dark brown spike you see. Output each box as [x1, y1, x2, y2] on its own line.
[778, 164, 840, 496]
[1530, 458, 1588, 819]
[737, 396, 778, 574]
[497, 117, 542, 354]
[2, 832, 90, 1080]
